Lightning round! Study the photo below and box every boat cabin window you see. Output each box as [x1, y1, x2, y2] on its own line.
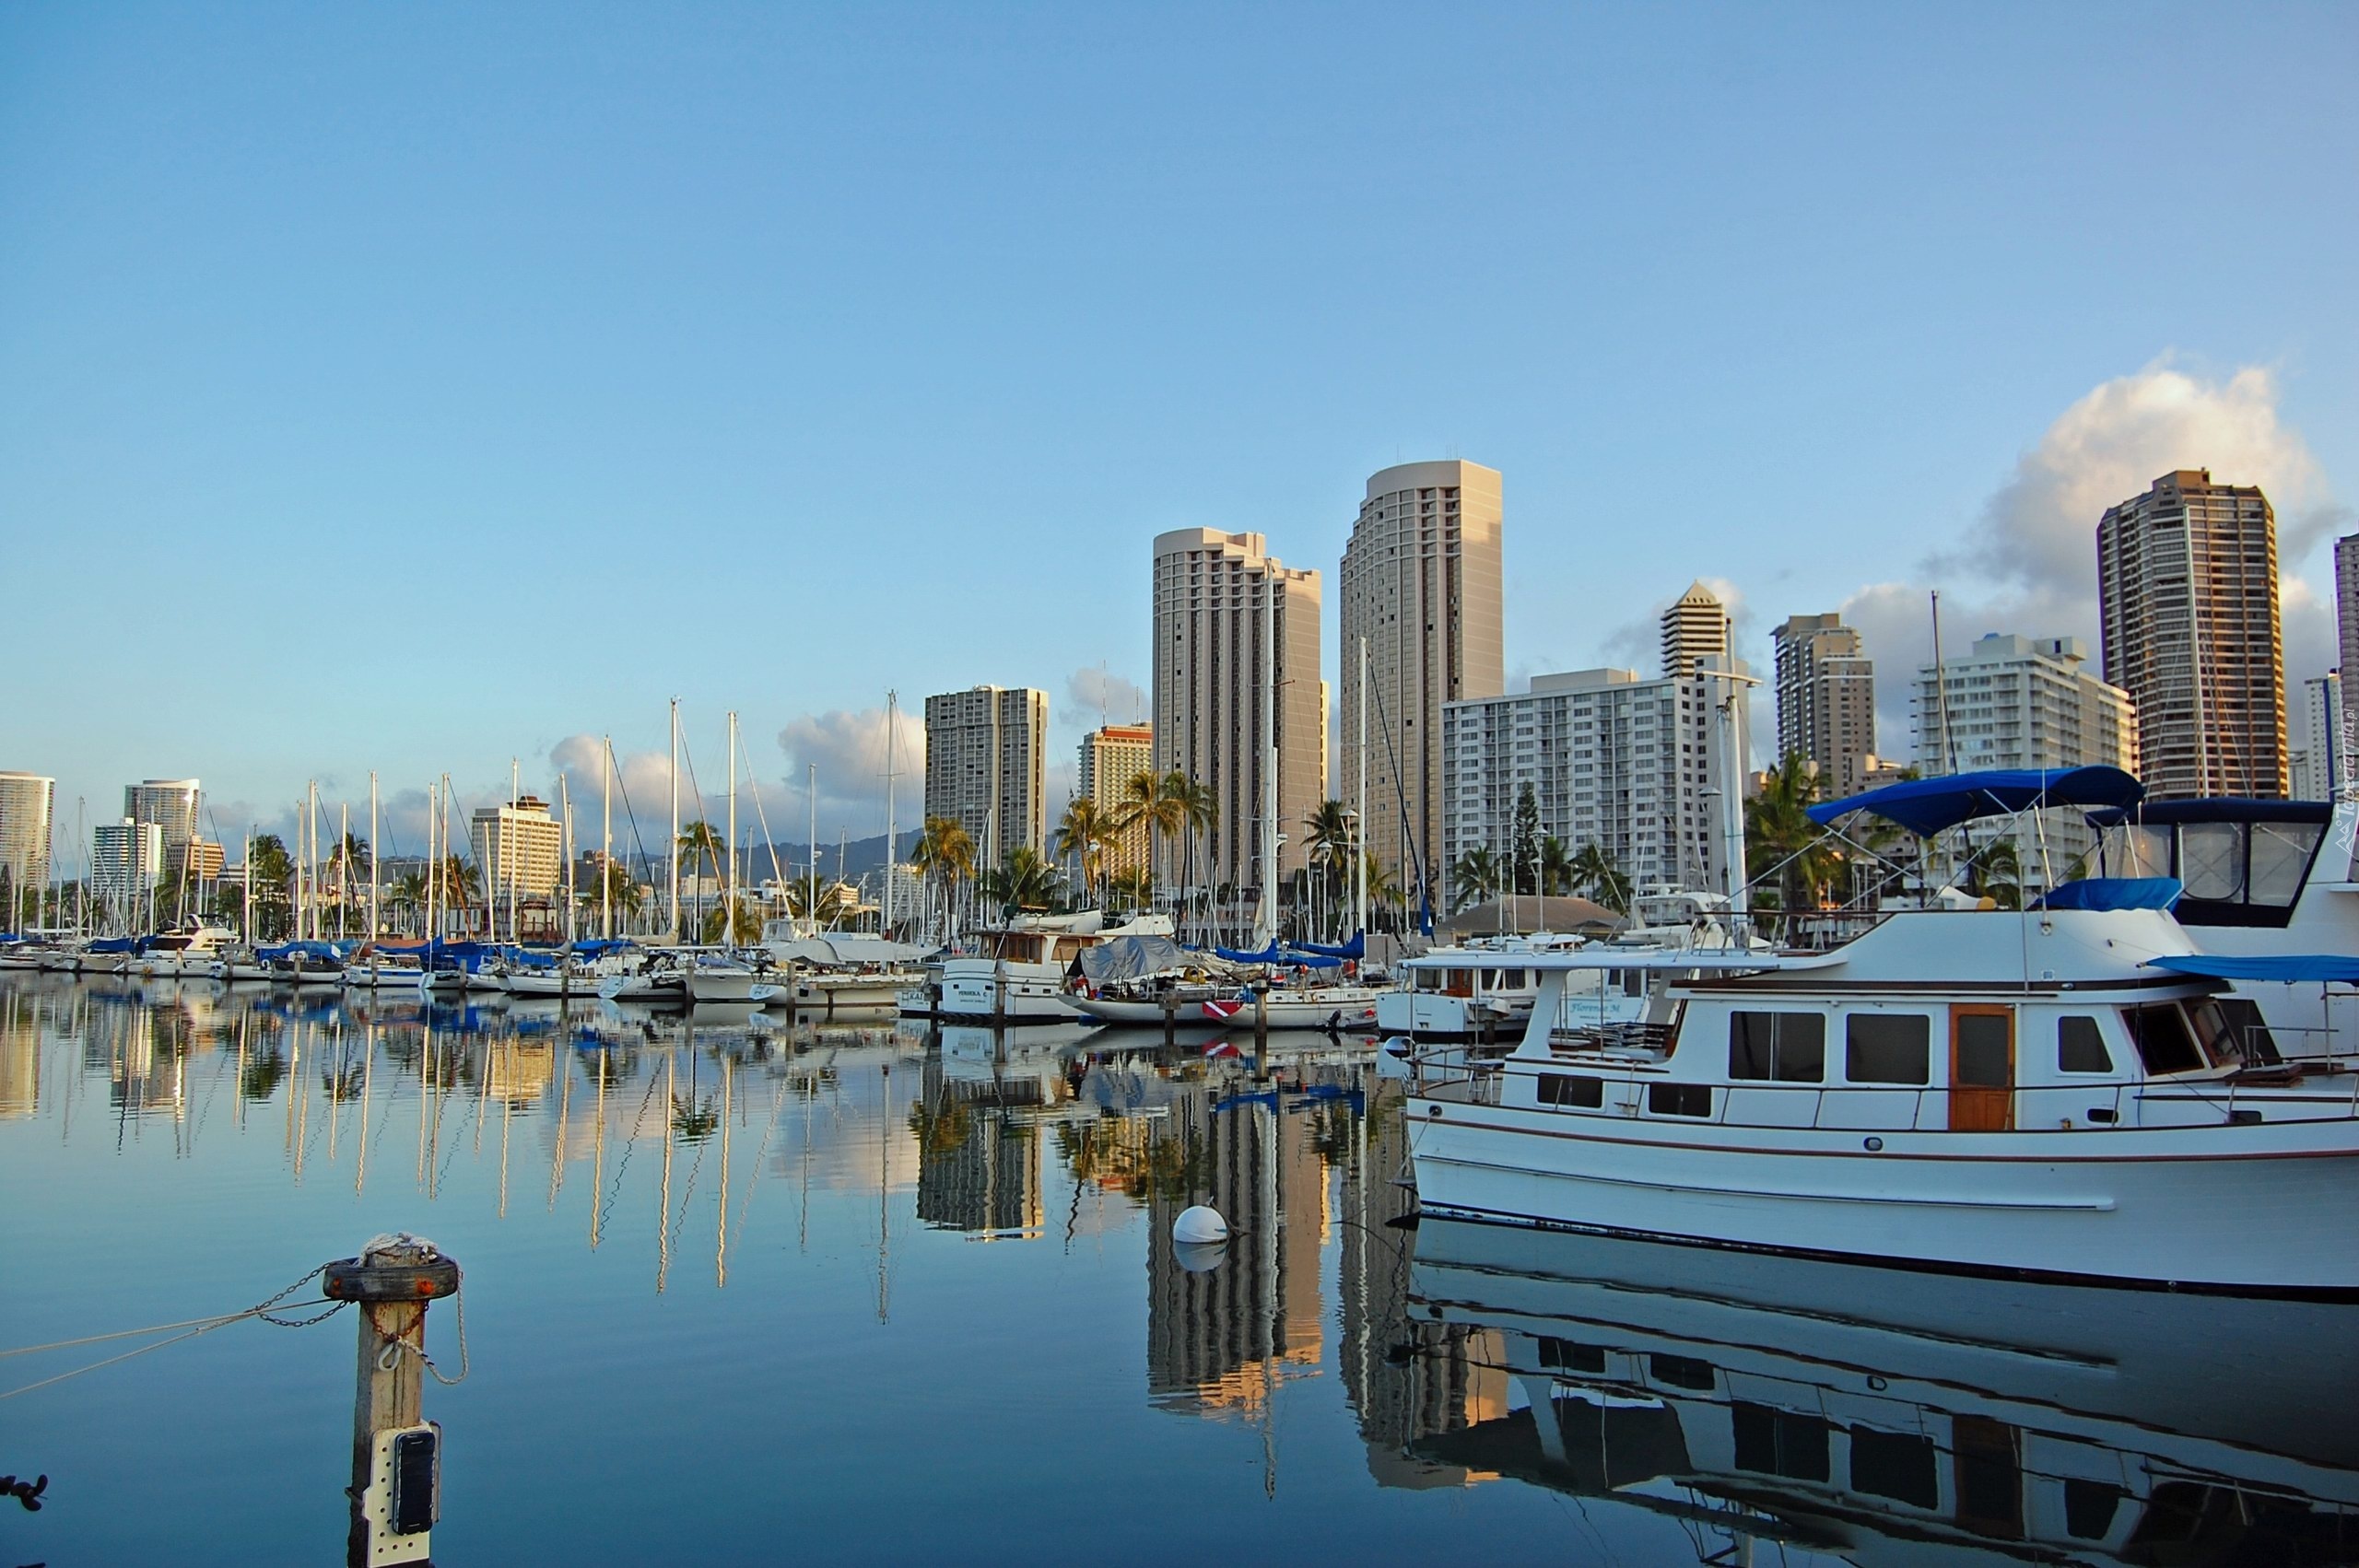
[2063, 1480, 2126, 1540]
[2180, 823, 2245, 901]
[1537, 1073, 1603, 1108]
[2251, 823, 2322, 904]
[1537, 1337, 1605, 1375]
[1851, 1428, 1939, 1509]
[2124, 1003, 2203, 1076]
[1497, 968, 1527, 989]
[1731, 1403, 1831, 1482]
[1729, 1012, 1825, 1082]
[1648, 1082, 1713, 1118]
[2216, 997, 2281, 1065]
[2057, 1015, 2113, 1073]
[1844, 1014, 1930, 1084]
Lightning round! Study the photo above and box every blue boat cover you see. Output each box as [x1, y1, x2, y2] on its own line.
[1808, 766, 2144, 836]
[1215, 942, 1283, 965]
[1214, 943, 1345, 969]
[2148, 954, 2359, 984]
[1293, 932, 1366, 960]
[2085, 797, 2333, 828]
[2031, 877, 2184, 912]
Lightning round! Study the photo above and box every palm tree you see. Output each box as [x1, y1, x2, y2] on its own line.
[781, 877, 856, 929]
[390, 872, 428, 934]
[910, 815, 976, 938]
[1168, 772, 1219, 932]
[1108, 864, 1152, 913]
[1451, 847, 1502, 913]
[1304, 800, 1356, 930]
[1053, 797, 1111, 911]
[1117, 770, 1186, 912]
[701, 896, 767, 944]
[1567, 842, 1632, 914]
[587, 860, 644, 927]
[676, 820, 724, 939]
[435, 854, 482, 933]
[1746, 753, 1839, 936]
[1960, 838, 2024, 910]
[981, 847, 1062, 913]
[1538, 835, 1575, 897]
[247, 835, 294, 938]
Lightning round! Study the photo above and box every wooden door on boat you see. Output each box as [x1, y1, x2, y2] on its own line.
[1948, 1005, 2014, 1131]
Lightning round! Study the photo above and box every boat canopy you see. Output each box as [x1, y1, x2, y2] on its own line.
[2147, 953, 2359, 984]
[1074, 934, 1191, 984]
[566, 938, 634, 958]
[2086, 798, 2332, 828]
[1213, 942, 1346, 969]
[260, 941, 350, 960]
[2029, 877, 2184, 912]
[1808, 766, 2143, 836]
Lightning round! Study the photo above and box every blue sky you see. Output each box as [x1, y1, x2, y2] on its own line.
[5, 3, 2353, 860]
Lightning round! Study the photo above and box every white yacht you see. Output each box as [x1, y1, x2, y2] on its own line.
[1408, 770, 2359, 1296]
[935, 910, 1176, 1024]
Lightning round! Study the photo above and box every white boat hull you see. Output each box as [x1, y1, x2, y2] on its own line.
[685, 968, 759, 1004]
[341, 965, 425, 989]
[1203, 989, 1381, 1030]
[938, 960, 1079, 1024]
[1407, 1099, 2359, 1294]
[1070, 995, 1196, 1025]
[788, 975, 912, 1013]
[1375, 989, 1534, 1039]
[501, 970, 592, 998]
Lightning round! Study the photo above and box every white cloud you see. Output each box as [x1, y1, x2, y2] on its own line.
[774, 707, 927, 837]
[1066, 662, 1147, 727]
[1842, 360, 2340, 765]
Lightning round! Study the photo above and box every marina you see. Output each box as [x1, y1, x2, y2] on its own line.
[4, 968, 2353, 1562]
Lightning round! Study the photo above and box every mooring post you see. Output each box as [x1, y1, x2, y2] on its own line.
[325, 1234, 461, 1568]
[1252, 976, 1270, 1062]
[1160, 990, 1178, 1047]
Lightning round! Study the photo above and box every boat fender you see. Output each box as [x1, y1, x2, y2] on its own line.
[1172, 1205, 1228, 1246]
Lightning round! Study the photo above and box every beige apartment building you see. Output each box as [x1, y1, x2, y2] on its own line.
[1151, 529, 1322, 891]
[923, 685, 1050, 866]
[2097, 470, 2285, 799]
[125, 778, 202, 855]
[1772, 613, 1877, 797]
[1338, 460, 1504, 906]
[1078, 723, 1154, 876]
[0, 773, 54, 912]
[1661, 581, 1733, 678]
[469, 795, 565, 898]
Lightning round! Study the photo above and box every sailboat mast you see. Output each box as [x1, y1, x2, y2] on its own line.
[560, 772, 576, 945]
[807, 764, 817, 933]
[668, 698, 681, 943]
[507, 756, 520, 945]
[368, 773, 380, 940]
[1260, 573, 1279, 948]
[338, 800, 349, 941]
[601, 735, 613, 941]
[241, 830, 252, 942]
[726, 711, 738, 943]
[883, 690, 898, 937]
[1356, 635, 1368, 940]
[425, 782, 439, 942]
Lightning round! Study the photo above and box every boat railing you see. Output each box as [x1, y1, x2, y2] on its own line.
[1414, 1054, 2359, 1129]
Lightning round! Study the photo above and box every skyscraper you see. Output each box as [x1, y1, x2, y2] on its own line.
[1077, 723, 1155, 878]
[2296, 673, 2348, 802]
[124, 778, 201, 855]
[468, 796, 565, 899]
[923, 685, 1050, 867]
[1771, 613, 1877, 796]
[1150, 529, 1322, 893]
[2097, 470, 2285, 799]
[0, 773, 54, 920]
[91, 818, 166, 914]
[1661, 581, 1732, 678]
[2337, 533, 2359, 737]
[1337, 460, 1504, 901]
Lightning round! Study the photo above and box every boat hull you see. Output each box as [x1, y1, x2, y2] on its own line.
[1407, 1100, 2359, 1295]
[1202, 990, 1380, 1031]
[1375, 989, 1533, 1040]
[685, 968, 758, 1004]
[938, 960, 1078, 1024]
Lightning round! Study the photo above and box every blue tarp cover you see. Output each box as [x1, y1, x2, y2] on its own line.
[2031, 877, 2184, 912]
[2085, 797, 2333, 828]
[1212, 943, 1345, 969]
[1809, 766, 2143, 836]
[1293, 932, 1366, 960]
[2148, 954, 2359, 984]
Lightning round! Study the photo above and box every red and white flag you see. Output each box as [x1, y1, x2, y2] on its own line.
[1202, 990, 1251, 1022]
[1203, 1039, 1241, 1059]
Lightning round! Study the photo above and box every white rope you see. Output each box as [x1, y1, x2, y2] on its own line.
[0, 1265, 341, 1402]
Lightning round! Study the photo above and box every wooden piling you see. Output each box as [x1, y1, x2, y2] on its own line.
[325, 1236, 461, 1567]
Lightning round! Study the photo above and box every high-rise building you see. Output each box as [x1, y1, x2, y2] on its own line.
[468, 796, 564, 899]
[1442, 660, 1755, 899]
[2338, 535, 2359, 731]
[0, 773, 54, 916]
[174, 839, 227, 883]
[1078, 723, 1155, 877]
[1661, 581, 1732, 679]
[91, 818, 167, 913]
[1150, 530, 1323, 891]
[1913, 634, 2136, 889]
[123, 779, 202, 854]
[1771, 614, 1877, 797]
[1337, 461, 1505, 900]
[923, 685, 1050, 868]
[2097, 470, 2285, 800]
[2295, 673, 2348, 802]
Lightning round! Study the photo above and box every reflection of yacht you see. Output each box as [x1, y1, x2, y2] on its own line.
[1404, 1221, 2359, 1565]
[1410, 771, 2359, 1294]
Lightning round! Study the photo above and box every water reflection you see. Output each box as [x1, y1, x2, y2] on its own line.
[1396, 1221, 2359, 1564]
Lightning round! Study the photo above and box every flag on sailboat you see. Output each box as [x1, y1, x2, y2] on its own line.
[1202, 990, 1253, 1022]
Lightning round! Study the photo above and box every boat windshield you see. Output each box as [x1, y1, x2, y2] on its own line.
[2094, 802, 2329, 929]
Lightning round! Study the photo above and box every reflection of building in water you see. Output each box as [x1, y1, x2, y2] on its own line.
[913, 1106, 1043, 1239]
[0, 997, 37, 1118]
[1339, 1082, 1508, 1488]
[485, 1042, 554, 1106]
[1144, 1078, 1328, 1420]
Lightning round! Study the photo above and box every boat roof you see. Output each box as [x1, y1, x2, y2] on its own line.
[1402, 946, 1842, 974]
[2149, 953, 2359, 984]
[2086, 797, 2333, 828]
[1809, 766, 2142, 836]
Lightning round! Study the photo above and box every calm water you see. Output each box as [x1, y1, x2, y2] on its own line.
[3, 974, 2353, 1566]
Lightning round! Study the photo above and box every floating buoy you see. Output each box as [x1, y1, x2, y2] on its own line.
[1173, 1241, 1228, 1274]
[1172, 1205, 1228, 1246]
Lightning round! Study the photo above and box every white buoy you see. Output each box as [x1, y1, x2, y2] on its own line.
[1173, 1204, 1229, 1246]
[1173, 1240, 1228, 1274]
